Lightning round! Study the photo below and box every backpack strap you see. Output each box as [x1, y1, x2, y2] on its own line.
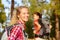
[6, 23, 19, 36]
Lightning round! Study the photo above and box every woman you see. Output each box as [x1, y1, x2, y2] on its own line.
[33, 12, 46, 40]
[33, 12, 41, 35]
[8, 6, 29, 40]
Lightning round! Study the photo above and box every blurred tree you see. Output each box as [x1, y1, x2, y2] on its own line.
[6, 0, 14, 18]
[50, 0, 60, 40]
[50, 13, 56, 40]
[0, 0, 6, 24]
[11, 0, 14, 18]
[29, 0, 46, 14]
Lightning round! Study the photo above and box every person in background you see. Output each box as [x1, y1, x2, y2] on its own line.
[33, 12, 46, 40]
[8, 6, 29, 40]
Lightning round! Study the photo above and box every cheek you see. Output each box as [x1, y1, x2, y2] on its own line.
[21, 14, 25, 19]
[34, 15, 37, 19]
[18, 14, 23, 19]
[34, 16, 39, 20]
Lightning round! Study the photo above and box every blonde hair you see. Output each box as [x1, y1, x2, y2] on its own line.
[9, 10, 17, 25]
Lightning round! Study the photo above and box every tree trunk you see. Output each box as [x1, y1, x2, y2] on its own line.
[55, 14, 59, 40]
[11, 0, 14, 18]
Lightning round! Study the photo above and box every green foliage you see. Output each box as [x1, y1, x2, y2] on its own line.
[0, 0, 1, 3]
[51, 0, 60, 15]
[0, 4, 4, 8]
[50, 0, 60, 38]
[0, 0, 6, 24]
[29, 0, 37, 13]
[26, 18, 34, 38]
[29, 0, 45, 14]
[50, 13, 56, 37]
[0, 12, 6, 24]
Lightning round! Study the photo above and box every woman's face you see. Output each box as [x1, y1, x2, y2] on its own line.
[34, 14, 39, 21]
[18, 8, 29, 22]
